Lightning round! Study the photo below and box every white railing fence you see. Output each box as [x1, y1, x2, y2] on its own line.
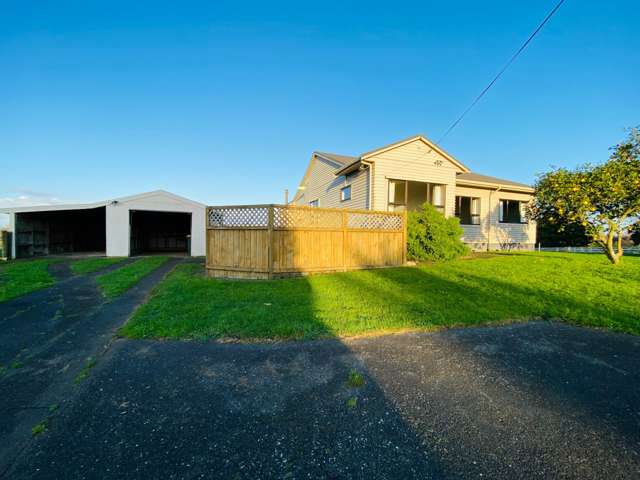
[538, 245, 640, 256]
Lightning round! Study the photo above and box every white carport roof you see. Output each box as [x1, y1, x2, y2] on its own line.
[0, 190, 205, 214]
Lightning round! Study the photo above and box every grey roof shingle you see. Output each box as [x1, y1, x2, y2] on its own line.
[314, 151, 358, 166]
[456, 172, 532, 190]
[311, 140, 532, 192]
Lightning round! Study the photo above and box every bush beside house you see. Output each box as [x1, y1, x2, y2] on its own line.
[407, 203, 470, 262]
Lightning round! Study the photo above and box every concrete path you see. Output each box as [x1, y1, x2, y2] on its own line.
[0, 258, 182, 474]
[3, 321, 640, 479]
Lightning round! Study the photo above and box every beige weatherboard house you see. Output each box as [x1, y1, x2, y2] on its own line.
[293, 135, 536, 250]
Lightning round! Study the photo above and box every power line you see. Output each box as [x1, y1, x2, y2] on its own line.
[436, 0, 566, 145]
[332, 1, 566, 177]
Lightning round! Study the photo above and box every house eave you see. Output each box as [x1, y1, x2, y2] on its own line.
[335, 160, 362, 176]
[455, 180, 534, 194]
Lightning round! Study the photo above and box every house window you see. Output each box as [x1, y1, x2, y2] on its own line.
[341, 185, 351, 202]
[455, 196, 480, 225]
[429, 184, 445, 214]
[499, 199, 526, 223]
[388, 180, 407, 211]
[309, 199, 319, 207]
[387, 179, 445, 213]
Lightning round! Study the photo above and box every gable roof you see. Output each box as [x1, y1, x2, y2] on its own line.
[0, 190, 205, 214]
[359, 134, 470, 172]
[293, 134, 470, 201]
[456, 172, 534, 193]
[326, 134, 471, 176]
[293, 134, 535, 201]
[115, 189, 206, 208]
[292, 150, 365, 202]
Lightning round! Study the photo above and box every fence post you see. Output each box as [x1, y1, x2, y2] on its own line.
[342, 210, 348, 272]
[402, 210, 408, 264]
[267, 205, 274, 279]
[205, 208, 209, 275]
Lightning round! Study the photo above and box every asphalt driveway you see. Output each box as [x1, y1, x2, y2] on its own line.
[0, 258, 183, 474]
[2, 316, 639, 479]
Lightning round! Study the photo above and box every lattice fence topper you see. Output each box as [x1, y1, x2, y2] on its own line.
[347, 212, 404, 230]
[208, 205, 404, 230]
[273, 206, 343, 229]
[208, 206, 269, 228]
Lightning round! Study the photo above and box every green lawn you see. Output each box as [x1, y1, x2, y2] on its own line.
[120, 252, 640, 341]
[96, 256, 169, 299]
[70, 257, 126, 275]
[0, 259, 56, 302]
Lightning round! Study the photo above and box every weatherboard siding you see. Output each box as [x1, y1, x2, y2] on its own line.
[454, 185, 536, 249]
[295, 156, 369, 210]
[293, 137, 536, 249]
[369, 139, 460, 216]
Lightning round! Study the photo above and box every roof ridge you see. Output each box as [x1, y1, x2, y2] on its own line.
[314, 151, 359, 166]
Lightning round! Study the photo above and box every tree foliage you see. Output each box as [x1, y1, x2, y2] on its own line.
[407, 203, 470, 262]
[529, 128, 640, 264]
[537, 219, 589, 247]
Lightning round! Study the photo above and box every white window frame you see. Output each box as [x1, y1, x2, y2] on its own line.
[471, 197, 481, 224]
[340, 185, 351, 202]
[387, 179, 445, 213]
[309, 199, 319, 207]
[455, 196, 481, 225]
[499, 199, 527, 224]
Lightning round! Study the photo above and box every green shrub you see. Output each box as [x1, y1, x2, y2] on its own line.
[407, 203, 470, 261]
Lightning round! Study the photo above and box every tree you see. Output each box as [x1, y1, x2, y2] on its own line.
[529, 128, 640, 264]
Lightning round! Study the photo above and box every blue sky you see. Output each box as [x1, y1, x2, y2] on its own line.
[1, 1, 638, 226]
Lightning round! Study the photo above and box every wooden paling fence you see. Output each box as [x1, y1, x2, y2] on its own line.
[206, 204, 407, 279]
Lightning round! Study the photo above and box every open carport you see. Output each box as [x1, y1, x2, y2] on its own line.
[14, 207, 106, 257]
[130, 210, 191, 255]
[1, 190, 206, 258]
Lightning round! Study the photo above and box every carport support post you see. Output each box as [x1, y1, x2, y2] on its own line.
[267, 205, 274, 279]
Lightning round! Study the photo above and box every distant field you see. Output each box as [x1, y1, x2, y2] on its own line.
[121, 252, 640, 341]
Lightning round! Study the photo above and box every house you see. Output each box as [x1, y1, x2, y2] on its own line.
[292, 135, 536, 250]
[0, 190, 206, 258]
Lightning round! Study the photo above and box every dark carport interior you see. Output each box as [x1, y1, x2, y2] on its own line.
[15, 207, 106, 258]
[129, 210, 191, 256]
